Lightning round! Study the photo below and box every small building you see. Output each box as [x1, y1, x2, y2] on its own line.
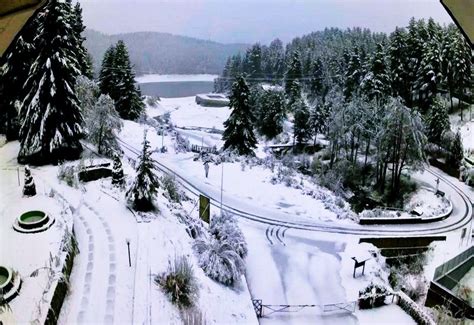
[195, 93, 229, 107]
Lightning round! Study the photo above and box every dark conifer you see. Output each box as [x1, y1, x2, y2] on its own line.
[126, 133, 160, 211]
[222, 76, 257, 155]
[23, 166, 37, 196]
[18, 0, 83, 164]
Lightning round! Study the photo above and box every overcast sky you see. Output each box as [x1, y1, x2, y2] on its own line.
[78, 0, 454, 44]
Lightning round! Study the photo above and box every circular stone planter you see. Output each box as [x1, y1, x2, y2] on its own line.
[0, 266, 13, 293]
[13, 210, 55, 233]
[0, 266, 21, 303]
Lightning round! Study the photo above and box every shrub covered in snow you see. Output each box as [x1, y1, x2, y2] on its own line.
[174, 132, 190, 153]
[162, 174, 182, 203]
[210, 213, 248, 258]
[358, 282, 390, 309]
[23, 165, 36, 196]
[145, 96, 160, 107]
[155, 255, 199, 308]
[193, 236, 245, 287]
[57, 163, 77, 187]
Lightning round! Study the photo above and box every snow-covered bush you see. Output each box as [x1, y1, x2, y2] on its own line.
[111, 154, 125, 188]
[145, 96, 160, 107]
[155, 255, 199, 308]
[193, 236, 245, 287]
[174, 132, 190, 153]
[358, 282, 390, 309]
[57, 164, 76, 187]
[210, 213, 247, 258]
[23, 165, 36, 196]
[162, 174, 181, 203]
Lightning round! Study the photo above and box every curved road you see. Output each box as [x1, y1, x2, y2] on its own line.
[118, 138, 473, 237]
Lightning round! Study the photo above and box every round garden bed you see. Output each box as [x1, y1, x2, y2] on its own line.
[0, 266, 21, 303]
[13, 210, 55, 233]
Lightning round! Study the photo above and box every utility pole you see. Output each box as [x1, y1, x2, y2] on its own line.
[220, 162, 224, 216]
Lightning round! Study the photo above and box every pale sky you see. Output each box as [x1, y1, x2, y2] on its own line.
[78, 0, 454, 44]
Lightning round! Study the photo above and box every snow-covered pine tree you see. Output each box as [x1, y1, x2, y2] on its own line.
[264, 38, 285, 81]
[0, 10, 44, 140]
[70, 2, 93, 78]
[85, 94, 123, 157]
[99, 45, 117, 99]
[388, 27, 411, 104]
[222, 76, 257, 155]
[425, 97, 450, 145]
[361, 43, 391, 102]
[113, 40, 144, 120]
[309, 99, 329, 144]
[292, 97, 311, 146]
[344, 47, 364, 100]
[255, 88, 286, 139]
[18, 0, 83, 165]
[112, 154, 125, 187]
[126, 132, 160, 211]
[285, 51, 303, 103]
[243, 44, 263, 83]
[447, 131, 463, 170]
[23, 165, 37, 197]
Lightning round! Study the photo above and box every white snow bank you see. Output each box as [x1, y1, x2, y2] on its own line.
[136, 74, 218, 83]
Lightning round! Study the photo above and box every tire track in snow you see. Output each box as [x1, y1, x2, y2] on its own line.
[83, 202, 117, 324]
[76, 209, 95, 323]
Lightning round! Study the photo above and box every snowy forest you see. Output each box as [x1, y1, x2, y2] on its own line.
[216, 20, 472, 207]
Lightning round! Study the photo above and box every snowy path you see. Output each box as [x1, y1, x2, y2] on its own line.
[57, 185, 137, 324]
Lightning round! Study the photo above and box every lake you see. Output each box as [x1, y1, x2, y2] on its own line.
[136, 74, 217, 98]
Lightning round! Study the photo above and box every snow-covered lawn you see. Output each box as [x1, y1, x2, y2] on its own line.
[147, 96, 231, 130]
[0, 143, 73, 324]
[406, 187, 451, 218]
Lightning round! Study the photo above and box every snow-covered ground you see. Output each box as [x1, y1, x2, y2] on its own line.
[0, 143, 73, 324]
[136, 74, 218, 84]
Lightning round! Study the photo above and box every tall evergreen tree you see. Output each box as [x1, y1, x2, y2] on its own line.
[285, 51, 303, 102]
[264, 38, 285, 81]
[107, 41, 144, 120]
[447, 131, 463, 170]
[425, 98, 450, 145]
[388, 27, 411, 103]
[255, 89, 286, 139]
[126, 132, 160, 211]
[23, 165, 37, 197]
[292, 98, 311, 145]
[361, 43, 391, 102]
[18, 0, 83, 164]
[244, 44, 263, 82]
[99, 45, 117, 98]
[70, 2, 93, 78]
[0, 10, 44, 140]
[222, 76, 257, 155]
[344, 47, 364, 99]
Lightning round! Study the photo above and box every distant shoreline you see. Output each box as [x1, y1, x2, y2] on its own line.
[136, 74, 218, 84]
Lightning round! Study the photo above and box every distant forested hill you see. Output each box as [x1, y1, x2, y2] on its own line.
[84, 29, 249, 76]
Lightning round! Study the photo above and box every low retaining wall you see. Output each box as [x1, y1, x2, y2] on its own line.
[45, 230, 78, 324]
[359, 196, 453, 225]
